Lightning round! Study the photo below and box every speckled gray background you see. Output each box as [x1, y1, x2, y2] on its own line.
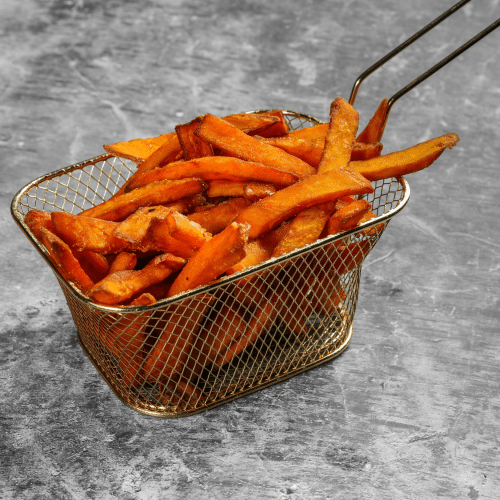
[2, 1, 500, 499]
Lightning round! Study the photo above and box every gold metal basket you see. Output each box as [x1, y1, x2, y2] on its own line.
[11, 110, 410, 417]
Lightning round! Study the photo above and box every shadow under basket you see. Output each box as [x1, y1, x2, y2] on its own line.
[11, 110, 410, 417]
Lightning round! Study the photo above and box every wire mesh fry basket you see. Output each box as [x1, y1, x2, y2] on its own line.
[11, 110, 410, 417]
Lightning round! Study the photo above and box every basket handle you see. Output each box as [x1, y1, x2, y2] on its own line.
[348, 0, 500, 140]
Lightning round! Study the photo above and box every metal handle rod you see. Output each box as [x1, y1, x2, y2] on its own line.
[348, 0, 472, 106]
[379, 17, 500, 137]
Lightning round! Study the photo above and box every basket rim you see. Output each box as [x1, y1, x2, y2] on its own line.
[10, 110, 411, 313]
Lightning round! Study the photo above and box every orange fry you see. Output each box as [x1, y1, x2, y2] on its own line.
[113, 206, 172, 243]
[196, 114, 316, 179]
[351, 133, 460, 181]
[357, 98, 389, 144]
[288, 122, 329, 140]
[167, 222, 250, 298]
[89, 253, 185, 305]
[124, 156, 299, 192]
[187, 197, 251, 235]
[317, 97, 359, 175]
[243, 182, 276, 202]
[166, 210, 212, 250]
[253, 110, 290, 137]
[207, 180, 246, 198]
[103, 132, 176, 163]
[234, 166, 374, 239]
[326, 199, 372, 235]
[176, 116, 213, 160]
[222, 112, 280, 135]
[24, 209, 54, 240]
[271, 202, 336, 258]
[144, 294, 214, 381]
[73, 249, 110, 283]
[51, 212, 129, 254]
[39, 228, 94, 293]
[183, 302, 247, 381]
[108, 252, 137, 274]
[80, 178, 207, 222]
[146, 217, 197, 259]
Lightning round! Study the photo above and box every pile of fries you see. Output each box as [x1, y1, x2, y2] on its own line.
[24, 96, 459, 400]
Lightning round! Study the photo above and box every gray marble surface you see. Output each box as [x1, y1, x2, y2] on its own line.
[2, 0, 500, 498]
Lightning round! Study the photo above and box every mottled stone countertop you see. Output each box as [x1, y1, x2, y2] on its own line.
[2, 1, 500, 499]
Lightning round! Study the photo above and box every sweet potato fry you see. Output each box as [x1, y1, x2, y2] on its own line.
[113, 206, 172, 243]
[24, 209, 54, 240]
[183, 302, 247, 381]
[108, 252, 137, 274]
[80, 178, 207, 222]
[287, 122, 329, 140]
[187, 197, 251, 235]
[51, 211, 129, 254]
[222, 112, 280, 135]
[326, 198, 373, 235]
[124, 156, 299, 193]
[146, 217, 197, 259]
[258, 136, 383, 167]
[317, 97, 359, 175]
[271, 202, 336, 258]
[207, 180, 246, 198]
[196, 114, 316, 179]
[243, 182, 276, 202]
[234, 166, 374, 239]
[39, 228, 94, 293]
[213, 292, 279, 369]
[103, 132, 176, 163]
[350, 133, 460, 181]
[357, 98, 389, 144]
[166, 210, 211, 250]
[89, 253, 185, 305]
[73, 249, 110, 283]
[167, 222, 250, 298]
[176, 117, 213, 160]
[253, 110, 289, 137]
[144, 294, 214, 381]
[163, 193, 207, 214]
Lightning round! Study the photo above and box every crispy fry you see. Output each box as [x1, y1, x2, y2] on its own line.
[39, 228, 94, 292]
[187, 197, 251, 235]
[243, 182, 276, 202]
[222, 112, 280, 135]
[207, 180, 246, 198]
[163, 193, 207, 213]
[351, 133, 460, 181]
[108, 252, 137, 274]
[113, 206, 172, 243]
[176, 117, 213, 160]
[196, 114, 316, 179]
[24, 209, 54, 240]
[144, 294, 214, 381]
[326, 198, 373, 235]
[166, 210, 212, 250]
[317, 97, 359, 175]
[167, 222, 250, 297]
[89, 253, 185, 305]
[357, 98, 389, 144]
[103, 132, 176, 163]
[183, 302, 247, 381]
[271, 202, 336, 258]
[253, 110, 289, 137]
[51, 212, 129, 254]
[73, 249, 110, 283]
[124, 156, 299, 193]
[234, 166, 374, 239]
[146, 217, 197, 259]
[288, 122, 329, 140]
[80, 178, 207, 222]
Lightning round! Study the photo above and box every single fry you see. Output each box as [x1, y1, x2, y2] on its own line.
[146, 217, 197, 259]
[234, 166, 374, 239]
[195, 114, 316, 179]
[357, 98, 389, 144]
[108, 252, 137, 274]
[243, 182, 276, 202]
[207, 180, 246, 198]
[113, 206, 172, 243]
[124, 156, 299, 192]
[253, 110, 289, 137]
[89, 253, 185, 305]
[187, 197, 251, 235]
[24, 209, 54, 240]
[288, 122, 329, 141]
[271, 202, 336, 258]
[103, 132, 176, 163]
[73, 249, 110, 283]
[144, 294, 214, 381]
[326, 198, 372, 235]
[51, 211, 129, 254]
[166, 210, 212, 250]
[176, 117, 213, 160]
[39, 228, 94, 293]
[317, 97, 359, 175]
[80, 178, 207, 221]
[167, 222, 250, 298]
[350, 133, 460, 181]
[222, 112, 279, 135]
